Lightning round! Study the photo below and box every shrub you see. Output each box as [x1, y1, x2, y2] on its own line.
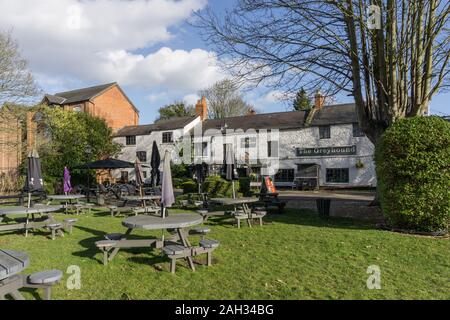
[0, 170, 24, 194]
[182, 180, 198, 194]
[171, 164, 190, 179]
[375, 116, 450, 232]
[203, 175, 240, 198]
[173, 177, 191, 189]
[239, 177, 251, 196]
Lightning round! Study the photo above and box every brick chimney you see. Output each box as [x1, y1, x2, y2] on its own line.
[314, 90, 325, 109]
[195, 96, 207, 121]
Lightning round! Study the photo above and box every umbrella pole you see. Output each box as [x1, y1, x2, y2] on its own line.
[232, 181, 236, 199]
[27, 192, 31, 208]
[87, 171, 90, 203]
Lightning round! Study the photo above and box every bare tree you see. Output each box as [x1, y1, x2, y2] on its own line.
[199, 79, 251, 119]
[0, 30, 39, 105]
[195, 0, 449, 143]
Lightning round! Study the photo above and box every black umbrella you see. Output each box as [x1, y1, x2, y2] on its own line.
[150, 141, 161, 187]
[23, 149, 44, 208]
[192, 163, 208, 194]
[223, 145, 239, 198]
[74, 158, 143, 202]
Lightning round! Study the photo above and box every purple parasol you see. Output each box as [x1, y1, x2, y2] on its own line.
[63, 166, 72, 194]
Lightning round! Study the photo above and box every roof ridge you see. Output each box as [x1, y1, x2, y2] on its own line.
[55, 82, 117, 96]
[202, 103, 355, 122]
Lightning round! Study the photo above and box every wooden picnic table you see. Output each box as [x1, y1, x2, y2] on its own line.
[0, 205, 62, 236]
[97, 213, 203, 269]
[0, 249, 29, 300]
[122, 195, 161, 207]
[47, 195, 85, 201]
[209, 197, 260, 227]
[0, 250, 63, 300]
[0, 249, 29, 281]
[47, 195, 86, 214]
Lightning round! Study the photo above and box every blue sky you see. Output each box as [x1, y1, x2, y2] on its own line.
[0, 0, 447, 124]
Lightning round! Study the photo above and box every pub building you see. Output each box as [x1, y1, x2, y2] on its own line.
[199, 103, 375, 189]
[115, 93, 376, 190]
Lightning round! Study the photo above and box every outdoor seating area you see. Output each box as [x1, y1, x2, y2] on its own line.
[0, 129, 447, 301]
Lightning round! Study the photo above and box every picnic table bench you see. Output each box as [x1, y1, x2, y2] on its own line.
[0, 205, 70, 239]
[121, 195, 161, 208]
[208, 197, 265, 228]
[0, 249, 62, 300]
[46, 194, 87, 214]
[96, 213, 219, 273]
[256, 192, 286, 214]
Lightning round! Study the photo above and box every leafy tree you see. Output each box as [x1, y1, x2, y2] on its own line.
[199, 79, 250, 119]
[36, 106, 121, 183]
[157, 101, 195, 121]
[293, 88, 311, 111]
[0, 30, 39, 105]
[196, 1, 449, 144]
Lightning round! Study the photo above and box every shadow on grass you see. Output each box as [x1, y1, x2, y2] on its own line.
[262, 209, 377, 231]
[72, 225, 164, 265]
[20, 287, 43, 300]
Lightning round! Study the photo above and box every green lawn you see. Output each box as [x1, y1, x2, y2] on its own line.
[0, 207, 448, 300]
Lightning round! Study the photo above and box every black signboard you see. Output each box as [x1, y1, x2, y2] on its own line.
[296, 145, 357, 157]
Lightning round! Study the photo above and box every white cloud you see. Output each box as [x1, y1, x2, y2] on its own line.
[183, 93, 200, 106]
[0, 0, 224, 94]
[146, 92, 168, 103]
[249, 90, 287, 111]
[98, 47, 224, 91]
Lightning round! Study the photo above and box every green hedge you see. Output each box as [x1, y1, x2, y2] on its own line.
[182, 180, 198, 194]
[238, 177, 251, 196]
[203, 175, 240, 198]
[173, 177, 192, 189]
[375, 116, 450, 232]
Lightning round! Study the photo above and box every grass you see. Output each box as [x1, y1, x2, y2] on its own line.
[0, 206, 449, 300]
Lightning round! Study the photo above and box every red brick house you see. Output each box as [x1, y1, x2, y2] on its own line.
[42, 82, 139, 131]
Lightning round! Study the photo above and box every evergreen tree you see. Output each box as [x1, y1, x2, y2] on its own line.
[293, 88, 311, 111]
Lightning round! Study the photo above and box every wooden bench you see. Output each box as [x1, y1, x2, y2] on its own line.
[132, 206, 161, 216]
[63, 218, 78, 234]
[108, 206, 135, 217]
[252, 210, 267, 226]
[0, 195, 24, 206]
[234, 212, 250, 228]
[189, 227, 211, 240]
[95, 240, 117, 265]
[26, 269, 63, 300]
[162, 245, 192, 273]
[199, 239, 220, 267]
[46, 223, 64, 240]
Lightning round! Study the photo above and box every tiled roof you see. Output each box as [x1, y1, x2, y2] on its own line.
[114, 103, 358, 137]
[201, 103, 357, 133]
[51, 83, 117, 104]
[114, 116, 197, 137]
